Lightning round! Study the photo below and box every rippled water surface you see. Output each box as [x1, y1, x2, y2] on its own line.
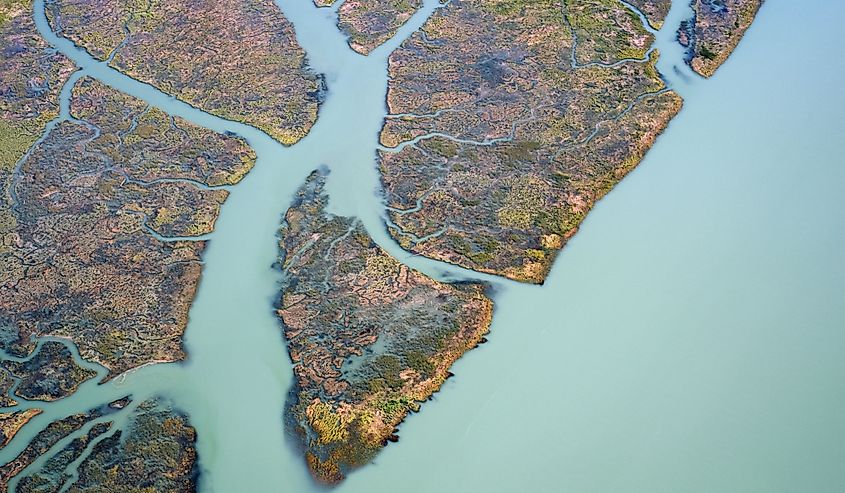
[4, 0, 844, 491]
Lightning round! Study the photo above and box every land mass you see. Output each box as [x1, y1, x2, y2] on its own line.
[379, 0, 681, 283]
[329, 0, 422, 54]
[679, 0, 765, 77]
[0, 2, 261, 480]
[277, 170, 493, 484]
[1, 75, 255, 379]
[1, 397, 196, 492]
[48, 0, 323, 144]
[0, 397, 130, 489]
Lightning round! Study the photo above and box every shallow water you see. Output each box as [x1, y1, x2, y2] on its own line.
[3, 0, 844, 491]
[336, 2, 845, 492]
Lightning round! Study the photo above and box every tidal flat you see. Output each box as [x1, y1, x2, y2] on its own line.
[0, 396, 195, 492]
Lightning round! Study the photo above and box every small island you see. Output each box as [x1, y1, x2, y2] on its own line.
[277, 170, 493, 484]
[626, 0, 671, 29]
[679, 0, 765, 77]
[329, 0, 422, 54]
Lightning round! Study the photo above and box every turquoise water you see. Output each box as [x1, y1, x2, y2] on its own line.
[339, 2, 845, 492]
[3, 0, 844, 491]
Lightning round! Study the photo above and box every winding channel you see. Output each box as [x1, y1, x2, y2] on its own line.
[2, 0, 704, 491]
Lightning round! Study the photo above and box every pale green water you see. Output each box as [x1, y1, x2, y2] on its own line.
[3, 0, 844, 491]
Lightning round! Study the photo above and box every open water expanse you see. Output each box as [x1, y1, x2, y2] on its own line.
[2, 0, 844, 491]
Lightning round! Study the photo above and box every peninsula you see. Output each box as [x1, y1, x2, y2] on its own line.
[680, 0, 765, 77]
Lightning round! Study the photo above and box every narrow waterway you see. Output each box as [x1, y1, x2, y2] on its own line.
[3, 0, 844, 491]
